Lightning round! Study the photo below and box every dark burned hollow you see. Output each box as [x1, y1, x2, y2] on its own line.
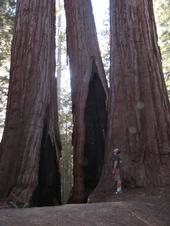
[31, 116, 61, 207]
[84, 61, 107, 201]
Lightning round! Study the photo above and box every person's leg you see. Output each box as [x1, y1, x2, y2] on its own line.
[113, 171, 118, 191]
[116, 169, 122, 193]
[116, 179, 122, 192]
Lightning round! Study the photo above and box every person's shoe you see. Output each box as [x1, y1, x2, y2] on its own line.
[115, 190, 122, 195]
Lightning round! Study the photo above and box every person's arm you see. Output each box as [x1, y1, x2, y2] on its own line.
[112, 160, 118, 176]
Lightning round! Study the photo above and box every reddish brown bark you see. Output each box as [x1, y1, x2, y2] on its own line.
[64, 0, 108, 202]
[0, 0, 61, 206]
[91, 0, 170, 200]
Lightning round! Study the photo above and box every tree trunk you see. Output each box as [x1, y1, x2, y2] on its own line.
[0, 0, 61, 206]
[90, 0, 170, 200]
[64, 0, 108, 203]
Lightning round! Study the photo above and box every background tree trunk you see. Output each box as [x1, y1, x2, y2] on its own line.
[64, 0, 108, 203]
[91, 0, 170, 200]
[0, 0, 61, 206]
[56, 0, 62, 110]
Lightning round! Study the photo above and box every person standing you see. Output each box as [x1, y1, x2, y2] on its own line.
[112, 148, 122, 194]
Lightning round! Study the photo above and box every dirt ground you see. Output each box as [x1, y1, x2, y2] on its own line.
[0, 187, 170, 226]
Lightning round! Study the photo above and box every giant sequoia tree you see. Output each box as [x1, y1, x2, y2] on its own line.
[91, 0, 170, 200]
[64, 0, 108, 202]
[0, 0, 61, 207]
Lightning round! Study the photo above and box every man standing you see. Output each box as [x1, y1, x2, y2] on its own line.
[112, 148, 122, 194]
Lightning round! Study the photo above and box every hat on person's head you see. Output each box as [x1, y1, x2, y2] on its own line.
[113, 148, 119, 153]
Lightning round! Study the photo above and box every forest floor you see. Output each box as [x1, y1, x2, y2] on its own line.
[0, 186, 169, 226]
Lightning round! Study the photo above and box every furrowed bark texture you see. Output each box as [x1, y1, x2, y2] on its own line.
[0, 0, 61, 206]
[64, 0, 108, 202]
[90, 0, 170, 200]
